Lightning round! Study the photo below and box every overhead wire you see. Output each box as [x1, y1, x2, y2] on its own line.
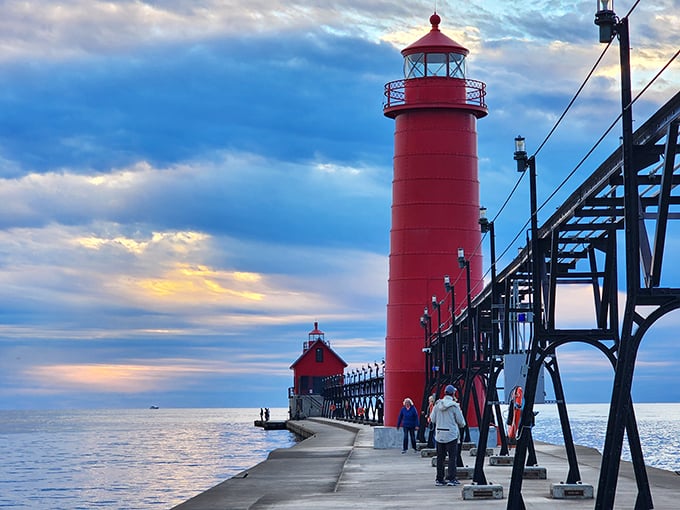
[466, 19, 616, 306]
[451, 0, 678, 317]
[486, 0, 659, 283]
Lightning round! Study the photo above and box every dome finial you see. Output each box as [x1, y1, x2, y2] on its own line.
[430, 12, 441, 31]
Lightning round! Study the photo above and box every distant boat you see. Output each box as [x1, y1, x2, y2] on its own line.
[149, 405, 159, 409]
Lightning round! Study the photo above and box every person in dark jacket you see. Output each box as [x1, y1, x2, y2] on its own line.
[396, 397, 419, 453]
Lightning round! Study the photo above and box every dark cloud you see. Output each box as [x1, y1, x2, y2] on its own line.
[0, 31, 397, 175]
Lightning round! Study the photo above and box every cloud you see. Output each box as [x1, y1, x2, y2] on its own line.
[14, 354, 297, 396]
[0, 1, 678, 409]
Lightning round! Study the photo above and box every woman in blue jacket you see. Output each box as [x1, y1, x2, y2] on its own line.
[396, 397, 420, 453]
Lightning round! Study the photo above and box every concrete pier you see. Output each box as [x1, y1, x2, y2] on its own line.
[172, 418, 680, 509]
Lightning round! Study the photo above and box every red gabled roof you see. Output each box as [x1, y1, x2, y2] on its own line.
[289, 339, 348, 369]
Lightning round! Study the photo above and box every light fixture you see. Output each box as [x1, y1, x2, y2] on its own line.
[458, 247, 466, 268]
[594, 0, 617, 43]
[514, 135, 528, 172]
[598, 0, 613, 11]
[444, 274, 452, 293]
[479, 206, 490, 233]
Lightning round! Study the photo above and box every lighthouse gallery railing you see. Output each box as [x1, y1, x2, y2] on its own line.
[383, 78, 487, 109]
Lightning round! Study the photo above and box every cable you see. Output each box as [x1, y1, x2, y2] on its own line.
[537, 42, 680, 221]
[456, 0, 676, 316]
[491, 1, 672, 278]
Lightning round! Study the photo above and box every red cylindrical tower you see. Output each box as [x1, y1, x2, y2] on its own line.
[383, 13, 487, 426]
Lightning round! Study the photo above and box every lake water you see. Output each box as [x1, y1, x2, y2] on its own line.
[1, 404, 678, 509]
[0, 408, 295, 509]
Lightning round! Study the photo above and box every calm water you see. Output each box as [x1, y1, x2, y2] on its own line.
[532, 403, 680, 472]
[0, 408, 296, 510]
[1, 404, 679, 509]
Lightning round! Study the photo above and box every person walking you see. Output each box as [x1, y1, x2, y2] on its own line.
[429, 385, 466, 486]
[396, 397, 419, 453]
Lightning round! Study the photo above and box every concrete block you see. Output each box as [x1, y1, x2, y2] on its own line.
[489, 455, 514, 466]
[461, 441, 476, 451]
[449, 466, 474, 479]
[470, 447, 494, 457]
[462, 484, 504, 500]
[420, 448, 437, 458]
[373, 426, 402, 449]
[523, 466, 547, 479]
[551, 483, 594, 499]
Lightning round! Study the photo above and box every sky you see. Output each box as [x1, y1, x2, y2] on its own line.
[0, 0, 678, 410]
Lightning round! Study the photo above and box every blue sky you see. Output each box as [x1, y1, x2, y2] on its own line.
[0, 0, 678, 410]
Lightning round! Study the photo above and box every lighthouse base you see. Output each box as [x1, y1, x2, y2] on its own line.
[373, 427, 403, 449]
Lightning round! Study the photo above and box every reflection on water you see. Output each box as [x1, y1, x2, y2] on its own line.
[0, 408, 296, 510]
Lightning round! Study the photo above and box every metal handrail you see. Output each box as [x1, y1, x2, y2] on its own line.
[383, 78, 487, 109]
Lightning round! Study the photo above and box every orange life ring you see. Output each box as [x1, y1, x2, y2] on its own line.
[507, 386, 524, 442]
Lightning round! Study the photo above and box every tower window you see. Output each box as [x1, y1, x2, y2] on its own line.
[315, 347, 323, 362]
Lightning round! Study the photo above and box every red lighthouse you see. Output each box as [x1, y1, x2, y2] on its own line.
[383, 13, 487, 426]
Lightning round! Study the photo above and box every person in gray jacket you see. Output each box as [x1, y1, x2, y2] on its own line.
[429, 384, 466, 486]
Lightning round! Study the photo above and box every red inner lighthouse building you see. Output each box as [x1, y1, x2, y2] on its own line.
[383, 13, 488, 426]
[289, 322, 347, 418]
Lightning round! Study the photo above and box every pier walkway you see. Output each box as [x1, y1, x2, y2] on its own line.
[172, 418, 680, 510]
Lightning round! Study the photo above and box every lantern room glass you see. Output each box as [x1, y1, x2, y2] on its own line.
[404, 52, 466, 79]
[426, 53, 447, 76]
[404, 53, 425, 78]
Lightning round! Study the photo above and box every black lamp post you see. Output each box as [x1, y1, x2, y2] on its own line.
[457, 247, 474, 443]
[594, 3, 645, 509]
[421, 306, 433, 387]
[594, 0, 638, 293]
[514, 136, 540, 288]
[479, 206, 499, 355]
[433, 294, 446, 377]
[507, 135, 543, 506]
[432, 294, 442, 338]
[443, 274, 458, 370]
[444, 274, 454, 321]
[458, 247, 474, 359]
[421, 306, 431, 340]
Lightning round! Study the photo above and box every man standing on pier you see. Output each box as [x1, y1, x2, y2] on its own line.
[429, 385, 466, 486]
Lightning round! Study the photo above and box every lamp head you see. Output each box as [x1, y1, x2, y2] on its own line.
[597, 0, 613, 11]
[444, 274, 452, 293]
[594, 0, 617, 43]
[479, 206, 490, 233]
[457, 247, 466, 268]
[514, 135, 528, 172]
